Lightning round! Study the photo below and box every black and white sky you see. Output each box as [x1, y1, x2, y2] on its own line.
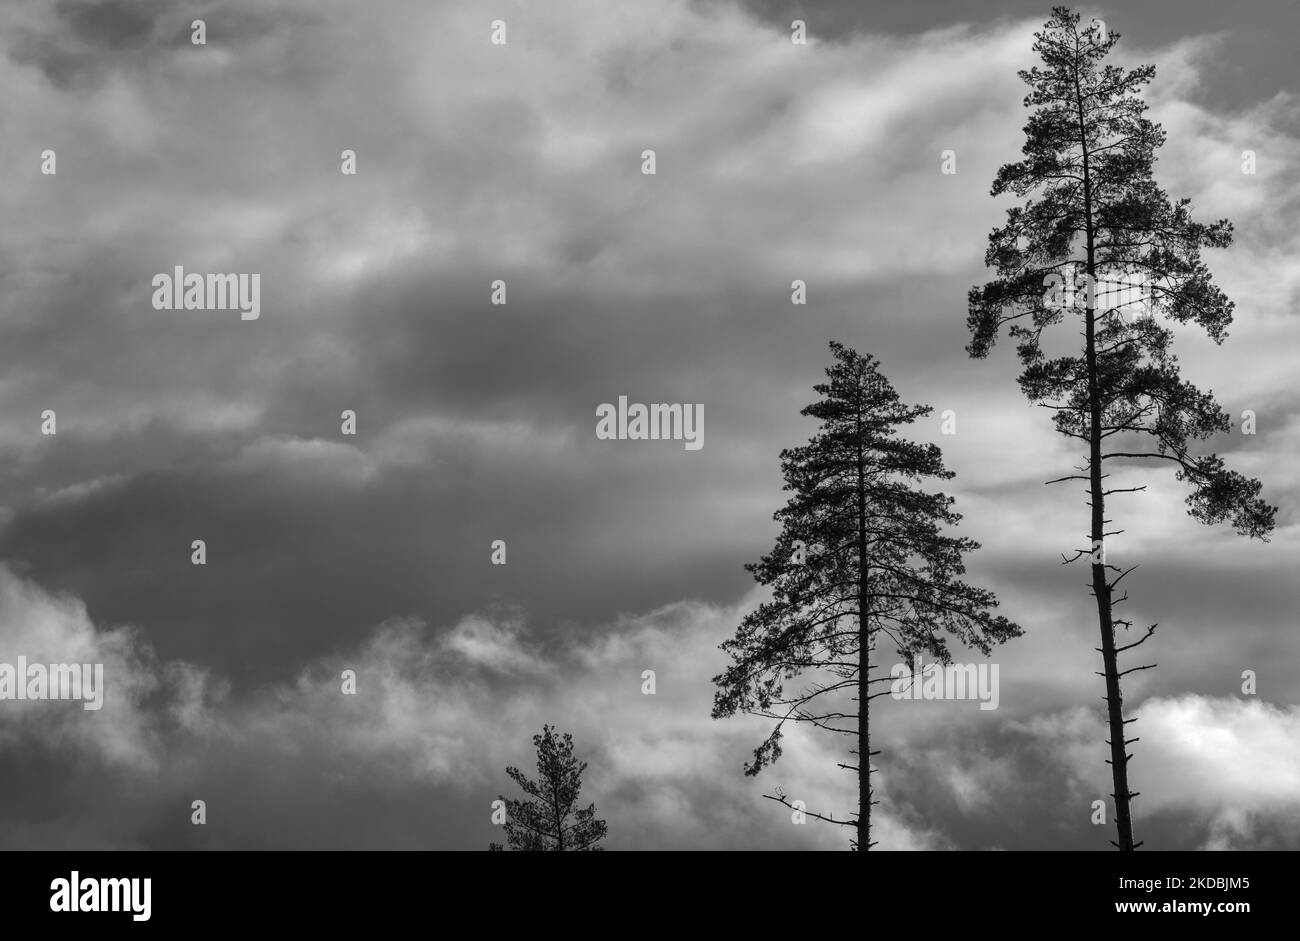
[1, 0, 1298, 850]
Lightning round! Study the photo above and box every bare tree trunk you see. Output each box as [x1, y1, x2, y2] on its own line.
[1085, 305, 1135, 851]
[855, 416, 871, 851]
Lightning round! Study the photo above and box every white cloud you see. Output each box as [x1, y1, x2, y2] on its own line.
[0, 565, 218, 770]
[0, 566, 937, 848]
[1005, 695, 1300, 849]
[232, 436, 379, 486]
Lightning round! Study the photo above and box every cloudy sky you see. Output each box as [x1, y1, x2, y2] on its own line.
[1, 0, 1297, 850]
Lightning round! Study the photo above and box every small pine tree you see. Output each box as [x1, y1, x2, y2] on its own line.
[489, 725, 608, 851]
[713, 342, 1022, 849]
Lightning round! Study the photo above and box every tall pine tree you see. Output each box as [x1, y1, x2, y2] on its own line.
[966, 7, 1275, 849]
[489, 725, 608, 851]
[713, 342, 1022, 849]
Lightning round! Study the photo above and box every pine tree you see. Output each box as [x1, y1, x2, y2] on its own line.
[489, 725, 608, 851]
[712, 342, 1022, 849]
[966, 7, 1275, 850]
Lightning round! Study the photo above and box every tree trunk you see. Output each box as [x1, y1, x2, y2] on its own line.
[856, 419, 871, 851]
[1078, 59, 1136, 849]
[1086, 304, 1135, 851]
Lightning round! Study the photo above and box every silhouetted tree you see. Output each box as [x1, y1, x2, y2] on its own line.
[966, 7, 1275, 850]
[489, 725, 608, 851]
[712, 342, 1022, 850]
